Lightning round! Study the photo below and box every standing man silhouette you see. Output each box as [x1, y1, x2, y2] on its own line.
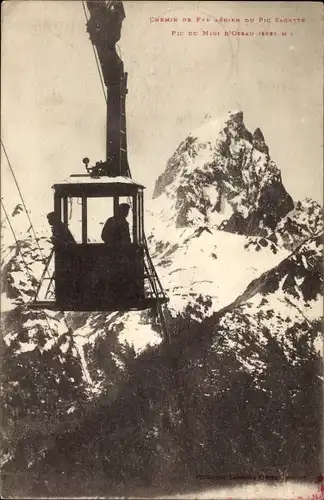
[101, 203, 131, 245]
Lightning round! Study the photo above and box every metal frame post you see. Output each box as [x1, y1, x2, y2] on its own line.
[132, 193, 137, 244]
[54, 193, 61, 220]
[81, 196, 88, 244]
[63, 197, 68, 226]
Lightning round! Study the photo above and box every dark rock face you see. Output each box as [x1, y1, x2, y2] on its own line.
[252, 127, 269, 155]
[232, 233, 323, 307]
[222, 180, 294, 235]
[153, 136, 198, 199]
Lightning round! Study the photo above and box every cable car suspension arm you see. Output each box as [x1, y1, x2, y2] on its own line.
[84, 0, 130, 178]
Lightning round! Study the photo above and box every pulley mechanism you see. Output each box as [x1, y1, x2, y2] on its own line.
[82, 157, 122, 178]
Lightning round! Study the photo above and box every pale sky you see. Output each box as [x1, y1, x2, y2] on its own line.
[1, 1, 323, 230]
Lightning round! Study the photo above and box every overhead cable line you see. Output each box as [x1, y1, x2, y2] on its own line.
[1, 141, 46, 262]
[81, 0, 107, 103]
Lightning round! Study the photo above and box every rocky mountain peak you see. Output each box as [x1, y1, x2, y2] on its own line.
[253, 127, 265, 142]
[152, 110, 293, 238]
[252, 127, 269, 155]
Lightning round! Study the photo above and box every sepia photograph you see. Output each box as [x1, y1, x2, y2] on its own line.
[1, 1, 323, 498]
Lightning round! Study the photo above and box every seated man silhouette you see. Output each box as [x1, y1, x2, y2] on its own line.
[101, 203, 131, 245]
[47, 212, 76, 250]
[47, 212, 79, 303]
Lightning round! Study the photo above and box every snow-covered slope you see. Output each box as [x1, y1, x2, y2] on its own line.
[213, 233, 323, 378]
[145, 225, 289, 315]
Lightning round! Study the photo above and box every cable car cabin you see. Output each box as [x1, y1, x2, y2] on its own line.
[31, 174, 168, 312]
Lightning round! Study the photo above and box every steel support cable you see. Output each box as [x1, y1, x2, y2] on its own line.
[1, 141, 55, 285]
[81, 0, 107, 103]
[1, 141, 45, 261]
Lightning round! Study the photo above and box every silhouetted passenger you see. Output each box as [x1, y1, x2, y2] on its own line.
[101, 203, 131, 245]
[47, 212, 76, 250]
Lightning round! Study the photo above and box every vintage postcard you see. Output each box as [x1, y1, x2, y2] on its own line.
[1, 1, 323, 499]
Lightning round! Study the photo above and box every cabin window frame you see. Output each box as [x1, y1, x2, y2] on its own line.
[53, 186, 144, 246]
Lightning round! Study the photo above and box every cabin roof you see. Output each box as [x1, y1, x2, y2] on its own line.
[52, 174, 145, 189]
[52, 174, 145, 197]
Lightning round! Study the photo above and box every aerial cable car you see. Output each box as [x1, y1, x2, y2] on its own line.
[30, 0, 168, 312]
